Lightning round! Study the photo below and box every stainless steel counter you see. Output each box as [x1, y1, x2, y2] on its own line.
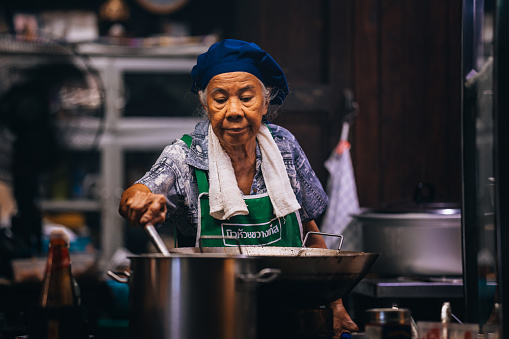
[352, 277, 464, 299]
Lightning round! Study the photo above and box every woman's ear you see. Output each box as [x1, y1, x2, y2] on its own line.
[198, 90, 208, 113]
[262, 100, 269, 116]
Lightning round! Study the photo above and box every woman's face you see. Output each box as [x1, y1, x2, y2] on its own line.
[204, 72, 268, 149]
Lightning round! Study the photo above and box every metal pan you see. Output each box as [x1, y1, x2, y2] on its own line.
[170, 233, 380, 306]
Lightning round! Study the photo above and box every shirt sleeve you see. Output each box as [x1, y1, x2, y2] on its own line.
[135, 141, 198, 236]
[292, 140, 329, 222]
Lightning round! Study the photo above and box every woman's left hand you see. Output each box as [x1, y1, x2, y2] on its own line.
[329, 299, 359, 338]
[303, 220, 358, 337]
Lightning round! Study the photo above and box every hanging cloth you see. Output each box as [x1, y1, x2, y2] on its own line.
[321, 122, 362, 251]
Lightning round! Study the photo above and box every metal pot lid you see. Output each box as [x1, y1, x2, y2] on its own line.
[353, 202, 461, 222]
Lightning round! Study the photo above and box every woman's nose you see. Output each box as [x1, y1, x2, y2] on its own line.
[226, 98, 243, 119]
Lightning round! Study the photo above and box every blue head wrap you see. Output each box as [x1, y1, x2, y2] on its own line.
[191, 39, 289, 105]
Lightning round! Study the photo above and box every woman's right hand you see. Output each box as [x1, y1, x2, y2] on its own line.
[119, 184, 167, 227]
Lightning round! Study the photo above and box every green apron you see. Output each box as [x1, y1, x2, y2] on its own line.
[181, 134, 303, 248]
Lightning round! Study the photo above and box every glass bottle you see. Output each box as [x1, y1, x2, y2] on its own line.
[483, 303, 501, 339]
[36, 228, 83, 339]
[39, 228, 78, 307]
[441, 302, 452, 339]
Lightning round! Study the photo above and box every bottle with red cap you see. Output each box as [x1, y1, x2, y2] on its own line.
[30, 228, 86, 339]
[39, 228, 78, 308]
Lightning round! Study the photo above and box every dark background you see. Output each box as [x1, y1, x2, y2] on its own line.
[232, 0, 462, 208]
[0, 0, 463, 208]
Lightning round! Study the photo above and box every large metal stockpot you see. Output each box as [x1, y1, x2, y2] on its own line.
[353, 203, 462, 276]
[108, 253, 278, 339]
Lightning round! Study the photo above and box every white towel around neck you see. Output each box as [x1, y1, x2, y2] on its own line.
[207, 123, 301, 220]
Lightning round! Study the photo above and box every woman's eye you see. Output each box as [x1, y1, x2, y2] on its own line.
[214, 98, 227, 104]
[241, 96, 253, 102]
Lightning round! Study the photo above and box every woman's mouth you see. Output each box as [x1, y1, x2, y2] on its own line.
[225, 127, 247, 134]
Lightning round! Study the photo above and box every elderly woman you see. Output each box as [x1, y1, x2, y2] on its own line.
[119, 39, 358, 336]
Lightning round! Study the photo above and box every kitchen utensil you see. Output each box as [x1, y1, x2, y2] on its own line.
[108, 253, 279, 339]
[144, 223, 170, 256]
[170, 232, 380, 306]
[365, 308, 412, 339]
[354, 204, 461, 276]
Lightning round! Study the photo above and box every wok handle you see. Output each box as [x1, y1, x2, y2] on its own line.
[303, 232, 344, 250]
[238, 268, 282, 284]
[198, 235, 243, 254]
[107, 270, 130, 284]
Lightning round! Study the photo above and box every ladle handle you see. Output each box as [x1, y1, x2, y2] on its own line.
[145, 223, 170, 256]
[303, 231, 344, 250]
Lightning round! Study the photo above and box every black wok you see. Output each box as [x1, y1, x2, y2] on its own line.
[170, 237, 380, 307]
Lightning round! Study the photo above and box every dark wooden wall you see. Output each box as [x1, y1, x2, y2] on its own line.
[351, 0, 462, 207]
[233, 0, 462, 208]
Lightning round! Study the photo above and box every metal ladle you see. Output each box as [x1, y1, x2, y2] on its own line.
[144, 223, 170, 256]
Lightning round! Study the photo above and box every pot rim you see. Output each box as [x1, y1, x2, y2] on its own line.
[364, 202, 461, 215]
[353, 212, 461, 221]
[128, 253, 253, 259]
[169, 248, 381, 258]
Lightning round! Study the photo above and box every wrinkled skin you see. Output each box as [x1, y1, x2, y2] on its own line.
[203, 72, 266, 195]
[119, 183, 166, 227]
[330, 299, 360, 337]
[204, 72, 267, 152]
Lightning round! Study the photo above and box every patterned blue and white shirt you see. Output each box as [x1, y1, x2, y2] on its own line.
[137, 120, 328, 237]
